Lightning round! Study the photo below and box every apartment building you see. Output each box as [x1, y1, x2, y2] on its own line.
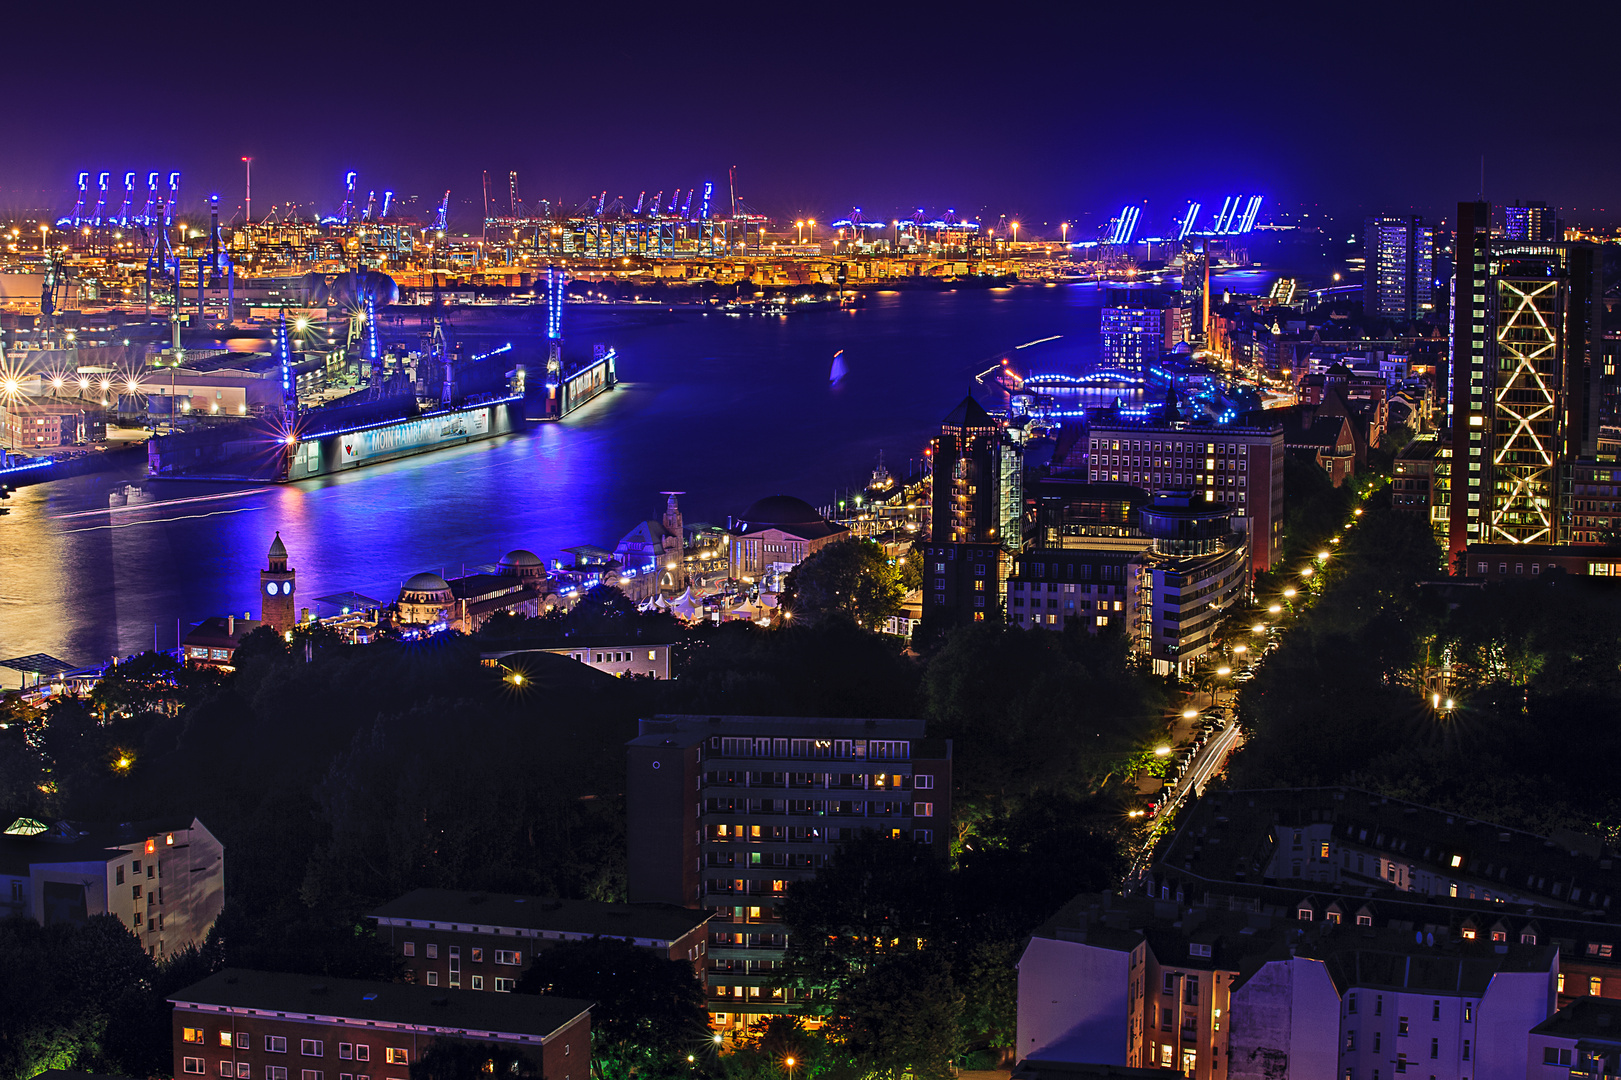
[0, 815, 223, 957]
[1017, 891, 1557, 1080]
[626, 714, 952, 1032]
[170, 969, 591, 1080]
[1151, 786, 1621, 1008]
[1007, 490, 1248, 676]
[368, 889, 712, 990]
[1074, 417, 1283, 573]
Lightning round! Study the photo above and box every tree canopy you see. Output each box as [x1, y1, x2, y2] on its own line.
[780, 540, 904, 631]
[515, 937, 709, 1079]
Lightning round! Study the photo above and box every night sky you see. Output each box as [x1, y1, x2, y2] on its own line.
[6, 0, 1619, 231]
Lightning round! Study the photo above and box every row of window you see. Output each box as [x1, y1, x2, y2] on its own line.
[183, 1065, 395, 1080]
[402, 942, 520, 965]
[182, 1034, 406, 1062]
[570, 650, 659, 663]
[711, 737, 910, 761]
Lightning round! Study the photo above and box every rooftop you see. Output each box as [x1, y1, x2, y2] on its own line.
[1030, 889, 1557, 997]
[169, 969, 591, 1042]
[1532, 997, 1621, 1042]
[0, 816, 203, 875]
[369, 888, 711, 943]
[630, 713, 932, 748]
[1157, 787, 1621, 917]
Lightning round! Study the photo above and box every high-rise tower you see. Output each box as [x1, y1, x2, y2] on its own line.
[1363, 215, 1435, 322]
[260, 532, 296, 634]
[1447, 201, 1602, 564]
[922, 396, 1023, 625]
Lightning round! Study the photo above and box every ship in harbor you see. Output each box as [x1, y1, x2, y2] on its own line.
[148, 267, 616, 482]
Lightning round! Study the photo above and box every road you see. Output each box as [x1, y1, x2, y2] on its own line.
[1129, 708, 1244, 876]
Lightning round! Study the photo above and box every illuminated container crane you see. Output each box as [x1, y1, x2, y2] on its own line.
[338, 172, 357, 225]
[140, 172, 158, 227]
[92, 172, 110, 227]
[433, 190, 450, 232]
[1237, 195, 1264, 233]
[117, 172, 135, 227]
[1177, 201, 1201, 241]
[65, 172, 88, 226]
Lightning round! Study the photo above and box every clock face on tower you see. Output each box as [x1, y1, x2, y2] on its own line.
[265, 581, 280, 596]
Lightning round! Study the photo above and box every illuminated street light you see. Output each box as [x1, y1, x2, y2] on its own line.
[1216, 666, 1231, 676]
[1282, 587, 1296, 598]
[1154, 746, 1171, 756]
[1251, 624, 1266, 634]
[1301, 567, 1314, 577]
[1233, 644, 1247, 654]
[1268, 603, 1282, 614]
[1182, 709, 1198, 719]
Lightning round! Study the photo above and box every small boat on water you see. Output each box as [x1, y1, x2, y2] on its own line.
[830, 350, 848, 385]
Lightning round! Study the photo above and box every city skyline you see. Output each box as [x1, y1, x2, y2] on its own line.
[6, 1, 1621, 225]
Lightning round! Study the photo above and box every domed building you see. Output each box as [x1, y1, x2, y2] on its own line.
[394, 553, 561, 634]
[727, 494, 849, 584]
[396, 572, 455, 629]
[498, 549, 547, 585]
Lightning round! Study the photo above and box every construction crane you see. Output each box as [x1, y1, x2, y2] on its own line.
[433, 190, 450, 231]
[39, 254, 66, 347]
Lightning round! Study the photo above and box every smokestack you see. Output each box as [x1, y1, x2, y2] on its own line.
[228, 614, 234, 636]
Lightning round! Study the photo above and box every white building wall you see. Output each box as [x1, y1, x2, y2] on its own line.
[1230, 956, 1340, 1080]
[1477, 970, 1559, 1080]
[1336, 969, 1554, 1080]
[1017, 935, 1132, 1064]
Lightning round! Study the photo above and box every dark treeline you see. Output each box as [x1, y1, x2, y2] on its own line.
[0, 584, 1171, 1079]
[1232, 492, 1621, 839]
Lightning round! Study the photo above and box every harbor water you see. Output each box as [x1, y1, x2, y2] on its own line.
[0, 276, 1267, 670]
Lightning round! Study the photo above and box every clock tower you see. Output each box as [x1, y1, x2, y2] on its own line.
[260, 532, 296, 634]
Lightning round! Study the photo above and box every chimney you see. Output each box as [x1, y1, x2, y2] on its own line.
[228, 614, 235, 636]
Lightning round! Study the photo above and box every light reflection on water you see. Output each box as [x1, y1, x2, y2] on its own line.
[0, 276, 1251, 669]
